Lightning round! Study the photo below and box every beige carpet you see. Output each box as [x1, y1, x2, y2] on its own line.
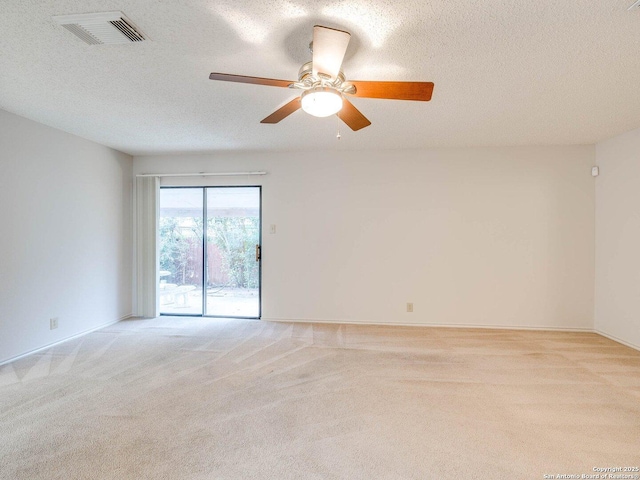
[1, 317, 639, 479]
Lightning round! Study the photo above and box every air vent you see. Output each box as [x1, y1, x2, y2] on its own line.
[53, 11, 146, 45]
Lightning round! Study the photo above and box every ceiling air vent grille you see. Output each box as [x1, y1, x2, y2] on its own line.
[109, 18, 145, 42]
[53, 11, 146, 45]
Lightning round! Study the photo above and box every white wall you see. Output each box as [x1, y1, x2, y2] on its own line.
[135, 145, 595, 330]
[595, 128, 640, 349]
[0, 110, 133, 364]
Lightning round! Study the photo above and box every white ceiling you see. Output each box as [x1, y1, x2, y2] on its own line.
[1, 0, 640, 155]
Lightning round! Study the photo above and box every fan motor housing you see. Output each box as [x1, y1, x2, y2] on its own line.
[298, 61, 346, 86]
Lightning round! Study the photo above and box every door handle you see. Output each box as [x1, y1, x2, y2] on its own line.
[255, 244, 261, 262]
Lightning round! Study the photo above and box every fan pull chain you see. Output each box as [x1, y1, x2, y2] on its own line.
[336, 114, 341, 140]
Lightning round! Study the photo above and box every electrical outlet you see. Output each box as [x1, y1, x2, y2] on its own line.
[406, 303, 413, 313]
[50, 317, 59, 330]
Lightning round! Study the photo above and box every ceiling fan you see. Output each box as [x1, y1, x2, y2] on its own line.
[209, 25, 434, 131]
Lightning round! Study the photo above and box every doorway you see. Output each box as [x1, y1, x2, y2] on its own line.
[158, 186, 261, 318]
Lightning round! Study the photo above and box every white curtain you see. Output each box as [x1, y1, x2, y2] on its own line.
[135, 176, 159, 318]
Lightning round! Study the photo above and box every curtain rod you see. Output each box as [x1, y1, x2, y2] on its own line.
[136, 171, 267, 178]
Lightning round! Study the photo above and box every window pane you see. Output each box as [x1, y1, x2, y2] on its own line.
[206, 187, 260, 318]
[159, 188, 203, 315]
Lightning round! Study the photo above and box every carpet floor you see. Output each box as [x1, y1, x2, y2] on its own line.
[1, 317, 639, 479]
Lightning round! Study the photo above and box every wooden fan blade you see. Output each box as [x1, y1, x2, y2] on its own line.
[312, 25, 351, 80]
[260, 97, 302, 124]
[349, 81, 434, 101]
[337, 98, 371, 131]
[209, 73, 293, 88]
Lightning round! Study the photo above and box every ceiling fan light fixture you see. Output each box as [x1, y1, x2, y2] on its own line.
[300, 87, 343, 117]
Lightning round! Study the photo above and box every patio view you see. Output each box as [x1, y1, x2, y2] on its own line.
[159, 187, 260, 318]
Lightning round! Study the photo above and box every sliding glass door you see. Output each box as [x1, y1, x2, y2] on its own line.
[159, 186, 261, 318]
[206, 187, 261, 318]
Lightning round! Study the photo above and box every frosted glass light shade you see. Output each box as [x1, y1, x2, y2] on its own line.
[301, 87, 343, 117]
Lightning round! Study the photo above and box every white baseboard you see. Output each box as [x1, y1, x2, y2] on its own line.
[0, 315, 129, 367]
[262, 317, 594, 333]
[595, 329, 640, 352]
[3, 315, 636, 367]
[265, 317, 640, 351]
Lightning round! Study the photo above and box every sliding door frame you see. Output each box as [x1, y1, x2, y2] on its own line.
[204, 185, 262, 320]
[159, 185, 262, 319]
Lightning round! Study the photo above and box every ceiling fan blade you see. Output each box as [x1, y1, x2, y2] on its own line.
[260, 97, 302, 124]
[349, 81, 434, 101]
[209, 73, 293, 88]
[312, 25, 351, 80]
[337, 98, 371, 131]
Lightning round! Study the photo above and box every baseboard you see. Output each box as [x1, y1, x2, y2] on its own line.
[595, 329, 640, 352]
[0, 315, 129, 367]
[263, 317, 594, 333]
[5, 316, 635, 367]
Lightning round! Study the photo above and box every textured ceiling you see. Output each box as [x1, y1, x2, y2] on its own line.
[1, 0, 640, 155]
